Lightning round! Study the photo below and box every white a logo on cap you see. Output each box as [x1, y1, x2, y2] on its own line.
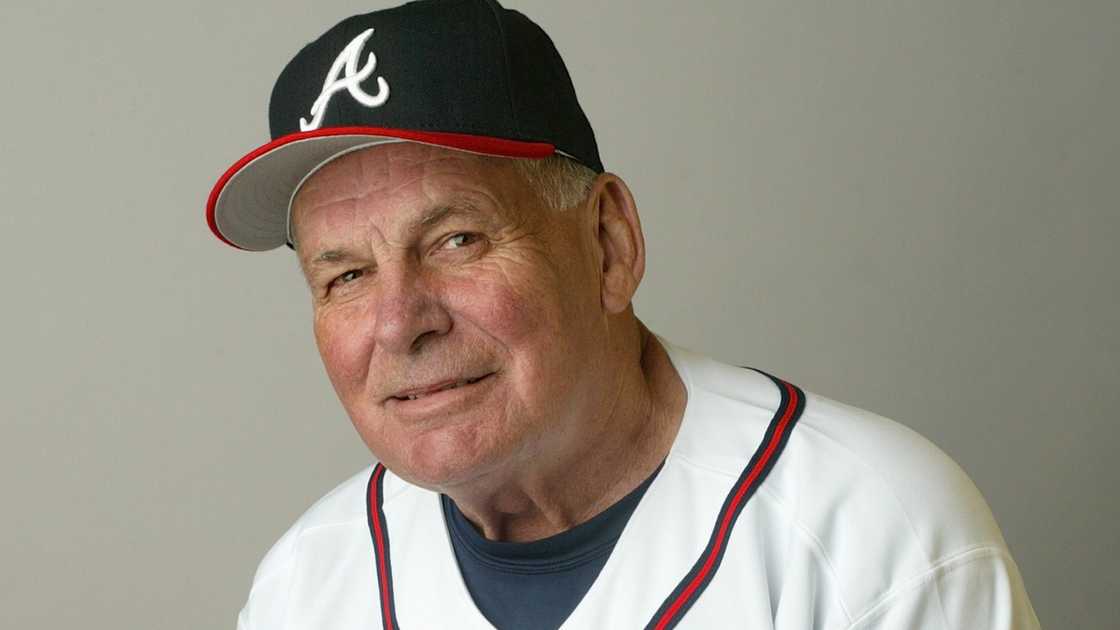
[299, 28, 390, 132]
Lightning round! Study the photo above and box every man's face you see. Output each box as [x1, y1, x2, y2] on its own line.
[291, 144, 609, 489]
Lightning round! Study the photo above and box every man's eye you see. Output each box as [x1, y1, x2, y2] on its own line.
[332, 269, 364, 286]
[443, 233, 479, 249]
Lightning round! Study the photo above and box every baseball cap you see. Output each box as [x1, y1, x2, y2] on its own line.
[206, 0, 603, 251]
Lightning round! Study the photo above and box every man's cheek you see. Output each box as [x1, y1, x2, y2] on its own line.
[314, 311, 373, 392]
[452, 277, 552, 342]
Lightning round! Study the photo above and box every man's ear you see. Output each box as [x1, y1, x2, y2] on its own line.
[589, 173, 646, 314]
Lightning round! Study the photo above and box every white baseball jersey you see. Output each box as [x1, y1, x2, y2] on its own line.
[237, 341, 1040, 629]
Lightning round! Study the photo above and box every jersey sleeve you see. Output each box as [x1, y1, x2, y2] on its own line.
[233, 466, 375, 629]
[235, 524, 298, 630]
[845, 545, 1040, 630]
[783, 392, 1042, 630]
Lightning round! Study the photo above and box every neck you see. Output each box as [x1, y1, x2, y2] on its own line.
[441, 320, 687, 542]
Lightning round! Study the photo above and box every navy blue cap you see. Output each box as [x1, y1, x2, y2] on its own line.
[207, 0, 602, 251]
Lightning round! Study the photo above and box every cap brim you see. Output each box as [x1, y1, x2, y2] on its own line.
[206, 126, 556, 251]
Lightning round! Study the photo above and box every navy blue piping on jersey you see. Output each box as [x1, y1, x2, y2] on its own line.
[643, 369, 806, 630]
[366, 464, 401, 630]
[365, 368, 806, 629]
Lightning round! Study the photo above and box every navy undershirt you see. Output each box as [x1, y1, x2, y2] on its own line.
[440, 465, 661, 630]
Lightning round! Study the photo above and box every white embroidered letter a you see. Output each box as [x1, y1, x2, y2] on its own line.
[299, 28, 390, 132]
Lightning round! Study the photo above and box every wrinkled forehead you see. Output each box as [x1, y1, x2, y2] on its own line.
[289, 143, 530, 249]
[293, 143, 523, 208]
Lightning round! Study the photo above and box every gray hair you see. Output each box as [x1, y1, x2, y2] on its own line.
[512, 154, 599, 211]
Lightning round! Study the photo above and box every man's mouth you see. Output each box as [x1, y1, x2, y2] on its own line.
[392, 373, 493, 401]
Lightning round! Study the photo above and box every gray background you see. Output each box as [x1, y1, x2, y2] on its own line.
[1, 0, 1115, 627]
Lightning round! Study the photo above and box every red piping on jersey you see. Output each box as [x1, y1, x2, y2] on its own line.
[366, 373, 804, 629]
[650, 380, 801, 630]
[368, 464, 397, 630]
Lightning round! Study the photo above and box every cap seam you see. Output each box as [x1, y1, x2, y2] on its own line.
[484, 0, 522, 138]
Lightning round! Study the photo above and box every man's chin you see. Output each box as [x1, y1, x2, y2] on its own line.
[371, 429, 513, 492]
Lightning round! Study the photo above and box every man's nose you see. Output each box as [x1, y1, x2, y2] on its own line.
[371, 260, 452, 355]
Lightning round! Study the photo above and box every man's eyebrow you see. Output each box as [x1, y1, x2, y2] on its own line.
[307, 249, 357, 267]
[416, 199, 488, 230]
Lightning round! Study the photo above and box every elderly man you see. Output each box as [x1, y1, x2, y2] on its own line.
[208, 1, 1039, 628]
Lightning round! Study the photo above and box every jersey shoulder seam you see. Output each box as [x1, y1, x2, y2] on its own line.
[844, 544, 1012, 629]
[754, 483, 857, 624]
[244, 466, 376, 589]
[671, 443, 858, 624]
[791, 402, 951, 566]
